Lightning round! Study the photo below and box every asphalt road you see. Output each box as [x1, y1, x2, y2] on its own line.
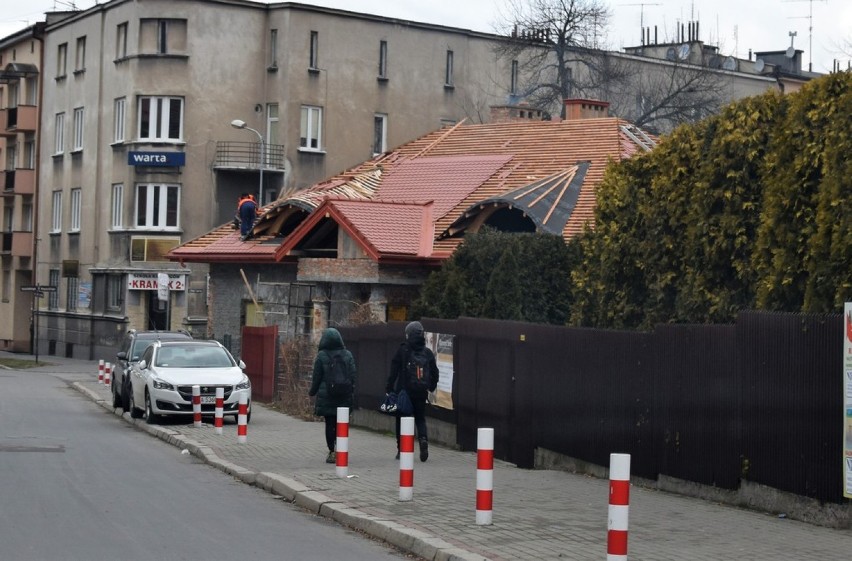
[0, 367, 411, 561]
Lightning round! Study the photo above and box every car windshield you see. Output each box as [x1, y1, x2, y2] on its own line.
[154, 345, 234, 368]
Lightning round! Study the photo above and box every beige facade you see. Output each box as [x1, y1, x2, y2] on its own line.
[0, 25, 43, 352]
[34, 0, 521, 359]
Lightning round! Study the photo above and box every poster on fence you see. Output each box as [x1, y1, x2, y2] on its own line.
[844, 302, 852, 498]
[425, 331, 454, 410]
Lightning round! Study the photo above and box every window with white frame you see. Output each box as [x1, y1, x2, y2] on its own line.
[373, 114, 387, 156]
[113, 97, 126, 142]
[111, 183, 124, 229]
[54, 113, 65, 154]
[266, 103, 279, 146]
[48, 269, 59, 309]
[57, 43, 67, 77]
[2, 206, 11, 233]
[116, 22, 128, 59]
[5, 143, 16, 169]
[299, 106, 322, 151]
[25, 76, 37, 105]
[309, 31, 318, 69]
[51, 191, 62, 233]
[378, 40, 388, 78]
[70, 188, 81, 232]
[445, 50, 454, 86]
[137, 96, 183, 141]
[73, 107, 84, 151]
[24, 138, 35, 168]
[135, 183, 179, 230]
[75, 36, 86, 71]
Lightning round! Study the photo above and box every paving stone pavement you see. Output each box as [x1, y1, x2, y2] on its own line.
[8, 353, 851, 560]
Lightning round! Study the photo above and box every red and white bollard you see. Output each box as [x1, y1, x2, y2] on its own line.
[97, 359, 104, 384]
[476, 427, 494, 525]
[607, 453, 631, 561]
[192, 385, 202, 428]
[237, 393, 248, 443]
[214, 387, 224, 435]
[398, 416, 415, 501]
[336, 406, 349, 478]
[104, 362, 111, 387]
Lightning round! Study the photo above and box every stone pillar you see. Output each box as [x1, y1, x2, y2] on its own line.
[310, 288, 330, 343]
[368, 285, 388, 323]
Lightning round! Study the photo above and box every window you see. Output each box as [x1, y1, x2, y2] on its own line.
[75, 36, 86, 71]
[445, 50, 454, 86]
[25, 76, 37, 105]
[54, 113, 65, 154]
[107, 274, 122, 311]
[24, 138, 35, 168]
[135, 183, 179, 230]
[269, 29, 278, 68]
[2, 267, 9, 303]
[373, 114, 387, 156]
[266, 103, 279, 146]
[378, 40, 387, 78]
[51, 191, 62, 233]
[116, 22, 128, 59]
[309, 30, 318, 69]
[72, 107, 84, 151]
[66, 277, 79, 312]
[48, 269, 59, 309]
[510, 60, 518, 95]
[113, 97, 126, 142]
[6, 143, 16, 169]
[111, 183, 124, 229]
[137, 96, 183, 141]
[21, 202, 32, 231]
[158, 20, 169, 53]
[299, 106, 322, 151]
[3, 206, 12, 232]
[57, 43, 67, 77]
[70, 188, 81, 232]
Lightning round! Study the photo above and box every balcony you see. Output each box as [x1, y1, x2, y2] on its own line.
[0, 231, 32, 257]
[213, 141, 286, 171]
[1, 105, 37, 134]
[1, 168, 35, 195]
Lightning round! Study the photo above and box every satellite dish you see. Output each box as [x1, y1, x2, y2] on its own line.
[754, 58, 765, 72]
[785, 46, 795, 58]
[722, 56, 737, 71]
[677, 43, 691, 60]
[666, 47, 676, 61]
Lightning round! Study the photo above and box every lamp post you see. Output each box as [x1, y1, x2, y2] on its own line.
[230, 119, 264, 204]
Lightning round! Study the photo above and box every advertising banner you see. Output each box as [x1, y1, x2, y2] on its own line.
[425, 331, 454, 410]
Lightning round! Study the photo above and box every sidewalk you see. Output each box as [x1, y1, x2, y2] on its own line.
[10, 353, 852, 560]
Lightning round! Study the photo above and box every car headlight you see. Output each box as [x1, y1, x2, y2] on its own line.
[152, 378, 174, 391]
[235, 375, 251, 391]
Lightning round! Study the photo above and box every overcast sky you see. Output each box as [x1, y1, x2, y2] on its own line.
[2, 0, 849, 72]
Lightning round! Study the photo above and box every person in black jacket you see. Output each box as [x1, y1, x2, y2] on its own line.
[309, 328, 356, 464]
[385, 321, 439, 462]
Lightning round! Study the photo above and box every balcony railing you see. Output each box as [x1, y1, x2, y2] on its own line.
[4, 105, 37, 132]
[214, 141, 286, 170]
[1, 169, 35, 195]
[10, 230, 33, 257]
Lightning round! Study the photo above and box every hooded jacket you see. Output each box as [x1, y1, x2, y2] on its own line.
[386, 321, 439, 396]
[309, 328, 356, 417]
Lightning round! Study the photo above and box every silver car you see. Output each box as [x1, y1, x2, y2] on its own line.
[127, 340, 251, 425]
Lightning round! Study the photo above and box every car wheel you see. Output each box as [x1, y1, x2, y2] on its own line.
[145, 391, 159, 425]
[129, 389, 143, 419]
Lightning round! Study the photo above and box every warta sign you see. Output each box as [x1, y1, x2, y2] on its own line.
[127, 273, 186, 291]
[128, 151, 186, 167]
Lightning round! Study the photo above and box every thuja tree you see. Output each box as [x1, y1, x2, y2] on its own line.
[411, 228, 577, 325]
[572, 72, 851, 328]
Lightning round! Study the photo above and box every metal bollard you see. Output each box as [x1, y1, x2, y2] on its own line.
[476, 427, 494, 525]
[214, 387, 224, 435]
[398, 416, 414, 501]
[192, 385, 202, 428]
[607, 453, 631, 561]
[336, 407, 349, 478]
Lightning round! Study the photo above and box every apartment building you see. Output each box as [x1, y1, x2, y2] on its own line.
[0, 24, 44, 352]
[35, 0, 522, 359]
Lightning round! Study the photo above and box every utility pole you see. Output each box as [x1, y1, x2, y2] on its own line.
[784, 0, 826, 72]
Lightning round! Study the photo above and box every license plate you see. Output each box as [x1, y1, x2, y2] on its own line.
[200, 395, 216, 404]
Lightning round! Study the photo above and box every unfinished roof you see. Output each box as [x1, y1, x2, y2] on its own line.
[169, 117, 655, 264]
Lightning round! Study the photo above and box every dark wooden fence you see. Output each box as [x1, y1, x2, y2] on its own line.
[339, 310, 844, 504]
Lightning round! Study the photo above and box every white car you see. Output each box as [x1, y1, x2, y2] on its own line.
[127, 339, 251, 425]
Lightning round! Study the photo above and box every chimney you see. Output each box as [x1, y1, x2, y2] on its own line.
[563, 99, 610, 120]
[490, 103, 544, 123]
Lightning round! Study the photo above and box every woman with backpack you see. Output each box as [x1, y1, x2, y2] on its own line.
[386, 321, 439, 462]
[309, 328, 356, 463]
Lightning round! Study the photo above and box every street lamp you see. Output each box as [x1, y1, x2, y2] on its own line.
[230, 119, 264, 204]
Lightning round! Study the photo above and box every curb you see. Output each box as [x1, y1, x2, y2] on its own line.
[72, 382, 488, 561]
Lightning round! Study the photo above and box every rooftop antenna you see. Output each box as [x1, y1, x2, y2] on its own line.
[620, 2, 662, 44]
[783, 0, 826, 72]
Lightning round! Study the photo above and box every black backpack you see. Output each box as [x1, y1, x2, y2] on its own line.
[405, 346, 432, 393]
[326, 351, 353, 397]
